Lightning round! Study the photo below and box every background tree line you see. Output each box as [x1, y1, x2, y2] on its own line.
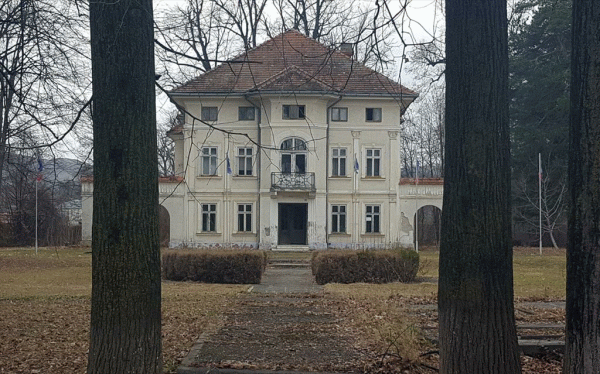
[404, 0, 571, 248]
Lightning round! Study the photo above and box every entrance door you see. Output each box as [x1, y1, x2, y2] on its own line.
[278, 203, 308, 245]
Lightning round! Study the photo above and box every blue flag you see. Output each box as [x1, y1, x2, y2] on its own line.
[36, 157, 43, 181]
[226, 154, 232, 175]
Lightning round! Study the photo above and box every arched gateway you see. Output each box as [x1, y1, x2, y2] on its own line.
[398, 178, 444, 249]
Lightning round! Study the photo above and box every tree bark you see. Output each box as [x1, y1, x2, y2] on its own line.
[87, 1, 161, 373]
[439, 0, 521, 373]
[565, 2, 600, 373]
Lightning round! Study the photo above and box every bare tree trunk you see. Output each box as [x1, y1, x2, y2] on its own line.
[87, 0, 161, 373]
[439, 0, 521, 372]
[565, 2, 600, 373]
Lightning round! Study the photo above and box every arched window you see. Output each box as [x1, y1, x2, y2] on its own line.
[280, 137, 307, 174]
[280, 138, 307, 151]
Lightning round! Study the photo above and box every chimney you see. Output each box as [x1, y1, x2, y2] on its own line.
[339, 42, 354, 57]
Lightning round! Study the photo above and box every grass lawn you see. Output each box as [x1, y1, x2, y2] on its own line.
[327, 246, 566, 301]
[1, 246, 565, 373]
[0, 247, 246, 374]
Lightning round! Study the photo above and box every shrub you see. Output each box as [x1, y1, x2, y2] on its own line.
[162, 249, 267, 284]
[311, 248, 419, 285]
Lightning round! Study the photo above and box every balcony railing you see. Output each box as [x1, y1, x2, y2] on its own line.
[271, 172, 316, 191]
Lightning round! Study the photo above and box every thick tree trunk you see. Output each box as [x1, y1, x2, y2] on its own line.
[565, 2, 600, 373]
[439, 0, 521, 373]
[87, 1, 161, 373]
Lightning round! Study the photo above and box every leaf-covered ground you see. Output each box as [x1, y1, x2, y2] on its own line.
[0, 247, 564, 373]
[0, 249, 245, 374]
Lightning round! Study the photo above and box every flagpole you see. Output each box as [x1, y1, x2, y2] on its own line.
[539, 153, 542, 255]
[35, 177, 38, 255]
[415, 160, 419, 253]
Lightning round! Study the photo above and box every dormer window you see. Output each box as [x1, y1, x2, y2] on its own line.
[282, 105, 305, 119]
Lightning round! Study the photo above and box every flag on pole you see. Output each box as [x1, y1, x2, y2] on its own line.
[538, 158, 543, 182]
[226, 153, 232, 175]
[36, 157, 43, 181]
[354, 155, 359, 174]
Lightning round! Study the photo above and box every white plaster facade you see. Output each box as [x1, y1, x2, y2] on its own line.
[80, 30, 444, 250]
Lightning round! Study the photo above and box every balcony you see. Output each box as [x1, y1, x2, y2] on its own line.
[271, 172, 316, 192]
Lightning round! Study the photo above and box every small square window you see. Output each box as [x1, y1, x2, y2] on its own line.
[331, 107, 348, 122]
[366, 108, 382, 122]
[283, 105, 306, 119]
[238, 106, 255, 121]
[201, 106, 218, 121]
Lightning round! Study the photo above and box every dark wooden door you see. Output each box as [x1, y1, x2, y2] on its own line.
[278, 203, 307, 245]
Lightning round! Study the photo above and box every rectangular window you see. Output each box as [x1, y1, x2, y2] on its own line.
[365, 108, 382, 122]
[331, 205, 347, 233]
[282, 105, 306, 119]
[237, 147, 253, 176]
[238, 106, 255, 121]
[366, 149, 381, 177]
[200, 147, 218, 176]
[201, 203, 217, 232]
[237, 204, 252, 232]
[331, 107, 348, 122]
[365, 205, 380, 233]
[332, 148, 347, 176]
[201, 106, 218, 121]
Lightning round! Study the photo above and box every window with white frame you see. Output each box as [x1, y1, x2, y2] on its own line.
[200, 147, 218, 176]
[201, 106, 218, 121]
[237, 204, 252, 232]
[331, 205, 347, 233]
[365, 205, 380, 233]
[365, 148, 381, 177]
[332, 148, 347, 176]
[238, 106, 255, 121]
[237, 147, 253, 176]
[280, 138, 307, 174]
[282, 105, 305, 119]
[331, 107, 348, 122]
[201, 203, 217, 232]
[365, 107, 382, 122]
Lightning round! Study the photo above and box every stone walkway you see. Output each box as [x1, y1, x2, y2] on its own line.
[177, 263, 366, 374]
[178, 258, 566, 373]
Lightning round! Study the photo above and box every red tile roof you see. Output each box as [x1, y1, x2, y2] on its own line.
[81, 176, 184, 183]
[166, 124, 183, 136]
[171, 30, 417, 98]
[399, 178, 444, 186]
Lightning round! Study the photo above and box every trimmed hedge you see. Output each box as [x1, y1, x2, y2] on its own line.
[162, 249, 267, 284]
[311, 249, 419, 285]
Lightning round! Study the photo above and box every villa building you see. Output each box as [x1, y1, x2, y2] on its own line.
[82, 30, 444, 250]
